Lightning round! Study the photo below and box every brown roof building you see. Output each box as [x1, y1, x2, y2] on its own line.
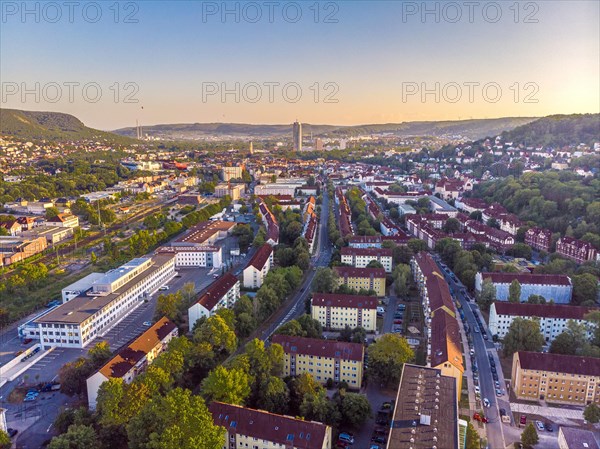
[209, 402, 332, 449]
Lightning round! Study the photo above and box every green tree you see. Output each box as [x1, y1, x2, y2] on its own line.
[338, 391, 371, 428]
[0, 431, 11, 449]
[477, 279, 496, 312]
[443, 218, 461, 234]
[527, 295, 546, 304]
[45, 206, 60, 219]
[297, 314, 323, 338]
[465, 422, 480, 449]
[312, 267, 338, 293]
[201, 366, 251, 405]
[502, 318, 544, 357]
[572, 273, 599, 305]
[508, 280, 522, 303]
[257, 376, 289, 414]
[583, 403, 600, 424]
[96, 378, 125, 426]
[550, 320, 589, 355]
[47, 425, 100, 449]
[393, 264, 411, 298]
[127, 388, 225, 449]
[299, 388, 341, 426]
[521, 423, 539, 448]
[367, 334, 414, 386]
[194, 315, 237, 355]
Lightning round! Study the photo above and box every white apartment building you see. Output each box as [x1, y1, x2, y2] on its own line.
[188, 273, 240, 329]
[86, 317, 178, 409]
[243, 243, 273, 289]
[475, 272, 573, 304]
[157, 245, 223, 268]
[489, 302, 597, 342]
[34, 254, 176, 349]
[340, 247, 393, 273]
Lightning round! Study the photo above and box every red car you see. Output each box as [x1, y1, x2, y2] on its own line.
[520, 415, 527, 425]
[393, 319, 402, 324]
[473, 413, 482, 422]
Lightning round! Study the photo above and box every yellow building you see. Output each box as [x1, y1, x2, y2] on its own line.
[333, 266, 386, 297]
[511, 352, 600, 405]
[272, 334, 364, 389]
[210, 402, 332, 449]
[311, 293, 378, 332]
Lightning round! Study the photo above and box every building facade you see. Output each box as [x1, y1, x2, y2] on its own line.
[188, 273, 240, 329]
[556, 236, 598, 264]
[525, 227, 552, 253]
[311, 293, 378, 332]
[340, 247, 393, 273]
[511, 351, 600, 405]
[210, 402, 332, 449]
[475, 272, 573, 304]
[86, 317, 178, 409]
[333, 266, 386, 297]
[488, 302, 597, 342]
[272, 334, 364, 389]
[243, 243, 273, 289]
[34, 255, 176, 349]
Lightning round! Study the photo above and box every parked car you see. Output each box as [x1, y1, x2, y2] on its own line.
[520, 415, 527, 425]
[545, 423, 553, 432]
[483, 398, 490, 408]
[536, 421, 545, 431]
[7, 428, 18, 438]
[474, 386, 480, 394]
[496, 388, 502, 397]
[381, 402, 392, 410]
[338, 433, 354, 444]
[143, 321, 152, 326]
[371, 435, 386, 444]
[499, 408, 506, 417]
[473, 413, 482, 422]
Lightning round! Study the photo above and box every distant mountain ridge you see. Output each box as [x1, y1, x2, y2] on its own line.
[0, 108, 135, 143]
[113, 117, 539, 141]
[498, 114, 600, 147]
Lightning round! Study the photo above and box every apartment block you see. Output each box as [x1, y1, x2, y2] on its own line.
[34, 254, 175, 349]
[272, 334, 364, 389]
[556, 236, 598, 264]
[340, 247, 393, 273]
[221, 165, 244, 181]
[86, 317, 178, 409]
[46, 213, 79, 228]
[311, 293, 378, 332]
[387, 364, 463, 449]
[188, 273, 240, 329]
[511, 352, 600, 405]
[558, 427, 600, 449]
[475, 272, 573, 304]
[243, 243, 273, 289]
[525, 227, 552, 253]
[488, 302, 597, 342]
[157, 245, 223, 268]
[210, 402, 332, 449]
[333, 266, 386, 297]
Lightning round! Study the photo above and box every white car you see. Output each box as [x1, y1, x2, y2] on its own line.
[483, 398, 490, 408]
[159, 286, 169, 291]
[535, 421, 545, 431]
[474, 386, 480, 394]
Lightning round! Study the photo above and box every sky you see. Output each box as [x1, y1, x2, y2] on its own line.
[1, 0, 599, 130]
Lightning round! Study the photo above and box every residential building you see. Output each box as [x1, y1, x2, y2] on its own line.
[475, 272, 572, 303]
[210, 402, 332, 449]
[243, 243, 273, 289]
[188, 273, 240, 329]
[258, 199, 280, 246]
[311, 293, 378, 332]
[488, 302, 597, 342]
[387, 364, 463, 449]
[348, 235, 382, 248]
[156, 245, 223, 268]
[525, 227, 552, 253]
[340, 247, 393, 273]
[556, 236, 598, 264]
[173, 220, 236, 246]
[34, 254, 176, 349]
[511, 351, 600, 405]
[24, 225, 73, 244]
[0, 236, 47, 266]
[86, 317, 178, 409]
[221, 165, 244, 181]
[558, 427, 600, 449]
[333, 266, 386, 297]
[215, 183, 244, 200]
[273, 334, 364, 388]
[46, 213, 79, 228]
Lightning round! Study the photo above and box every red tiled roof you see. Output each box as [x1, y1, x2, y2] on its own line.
[481, 272, 571, 286]
[272, 334, 364, 362]
[312, 293, 378, 310]
[246, 243, 273, 270]
[492, 302, 596, 320]
[334, 266, 386, 279]
[196, 273, 239, 311]
[98, 317, 177, 379]
[516, 351, 600, 377]
[430, 310, 463, 372]
[209, 402, 328, 449]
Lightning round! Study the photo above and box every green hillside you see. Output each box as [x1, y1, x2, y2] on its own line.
[0, 108, 137, 144]
[500, 114, 600, 147]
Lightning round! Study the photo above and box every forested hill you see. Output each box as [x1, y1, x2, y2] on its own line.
[0, 108, 135, 144]
[499, 114, 600, 147]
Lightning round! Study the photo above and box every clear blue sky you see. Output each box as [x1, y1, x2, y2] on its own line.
[1, 1, 599, 130]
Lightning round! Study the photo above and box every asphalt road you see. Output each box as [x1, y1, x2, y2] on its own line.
[261, 189, 333, 341]
[433, 255, 508, 449]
